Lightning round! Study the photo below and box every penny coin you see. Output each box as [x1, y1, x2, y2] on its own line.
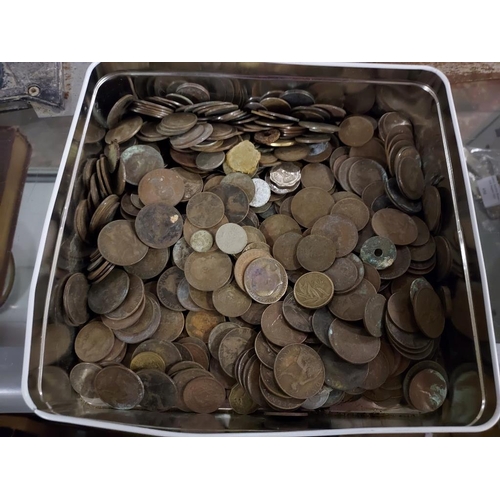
[98, 220, 148, 266]
[107, 94, 134, 128]
[291, 187, 334, 228]
[159, 112, 198, 134]
[218, 328, 257, 377]
[137, 369, 178, 411]
[208, 322, 240, 360]
[186, 192, 225, 228]
[172, 368, 213, 411]
[177, 278, 203, 311]
[124, 247, 169, 280]
[250, 178, 272, 208]
[133, 340, 182, 371]
[234, 248, 270, 290]
[215, 223, 248, 254]
[180, 343, 209, 370]
[184, 251, 232, 292]
[130, 351, 166, 372]
[328, 279, 377, 321]
[87, 269, 129, 315]
[293, 272, 334, 309]
[189, 286, 215, 311]
[296, 235, 336, 272]
[135, 203, 183, 249]
[411, 216, 430, 246]
[282, 292, 313, 332]
[138, 168, 185, 206]
[409, 237, 436, 262]
[261, 301, 307, 347]
[94, 365, 144, 410]
[105, 116, 143, 145]
[120, 144, 164, 185]
[190, 230, 214, 253]
[363, 294, 386, 338]
[311, 214, 358, 257]
[102, 295, 146, 330]
[362, 180, 386, 209]
[221, 172, 256, 202]
[172, 237, 194, 270]
[104, 273, 144, 320]
[387, 291, 419, 333]
[260, 364, 290, 398]
[229, 384, 258, 414]
[324, 256, 360, 295]
[75, 321, 115, 363]
[330, 197, 370, 231]
[259, 378, 303, 410]
[301, 385, 333, 410]
[196, 151, 226, 171]
[363, 262, 381, 292]
[244, 257, 288, 304]
[339, 116, 374, 147]
[157, 267, 186, 311]
[213, 281, 252, 317]
[226, 140, 261, 176]
[328, 319, 381, 364]
[408, 368, 447, 412]
[63, 273, 90, 325]
[274, 344, 325, 399]
[422, 185, 441, 232]
[260, 214, 301, 246]
[396, 156, 425, 201]
[209, 183, 249, 224]
[348, 159, 385, 196]
[301, 163, 335, 190]
[360, 236, 396, 270]
[272, 231, 302, 271]
[152, 306, 185, 342]
[70, 363, 101, 398]
[412, 287, 445, 339]
[378, 246, 411, 280]
[240, 302, 267, 326]
[359, 350, 390, 390]
[385, 312, 432, 354]
[183, 377, 225, 414]
[186, 309, 225, 343]
[372, 208, 418, 245]
[254, 332, 278, 369]
[312, 307, 335, 347]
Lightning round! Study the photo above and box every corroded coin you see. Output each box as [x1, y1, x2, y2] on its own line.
[360, 236, 396, 270]
[120, 144, 164, 185]
[138, 168, 185, 206]
[324, 255, 359, 294]
[75, 321, 115, 362]
[212, 281, 252, 317]
[94, 365, 144, 409]
[133, 340, 182, 371]
[408, 368, 447, 412]
[184, 251, 233, 292]
[186, 192, 225, 229]
[260, 214, 301, 246]
[293, 272, 334, 309]
[243, 257, 288, 304]
[98, 220, 148, 266]
[137, 369, 178, 411]
[209, 183, 249, 224]
[225, 140, 261, 175]
[261, 301, 308, 347]
[339, 116, 374, 147]
[135, 203, 183, 249]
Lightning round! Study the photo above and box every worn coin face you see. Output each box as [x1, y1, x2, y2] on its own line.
[135, 203, 183, 249]
[137, 369, 178, 411]
[184, 251, 233, 292]
[311, 214, 358, 257]
[243, 257, 288, 304]
[282, 292, 313, 333]
[130, 351, 166, 372]
[261, 301, 308, 347]
[183, 377, 226, 413]
[293, 272, 334, 309]
[209, 183, 249, 224]
[186, 310, 225, 343]
[360, 236, 396, 270]
[363, 294, 386, 338]
[291, 187, 334, 228]
[157, 267, 186, 311]
[152, 306, 185, 342]
[186, 192, 225, 229]
[98, 220, 148, 266]
[124, 248, 169, 280]
[412, 287, 445, 339]
[330, 198, 370, 231]
[408, 368, 447, 412]
[75, 321, 115, 362]
[328, 279, 377, 321]
[272, 231, 302, 271]
[70, 363, 101, 398]
[216, 223, 248, 254]
[372, 208, 418, 246]
[229, 384, 258, 414]
[94, 365, 144, 409]
[212, 281, 252, 317]
[138, 168, 185, 206]
[296, 235, 336, 272]
[120, 145, 164, 185]
[88, 268, 130, 315]
[218, 328, 257, 377]
[63, 273, 90, 325]
[387, 291, 419, 333]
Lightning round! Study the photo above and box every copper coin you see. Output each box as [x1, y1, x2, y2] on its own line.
[328, 279, 377, 321]
[360, 236, 396, 270]
[274, 344, 324, 399]
[124, 247, 169, 280]
[363, 294, 386, 338]
[102, 295, 146, 330]
[218, 328, 257, 377]
[75, 321, 115, 363]
[311, 214, 358, 257]
[186, 310, 225, 343]
[412, 287, 445, 339]
[293, 272, 334, 309]
[208, 322, 240, 360]
[221, 172, 256, 202]
[138, 168, 185, 206]
[137, 369, 178, 411]
[434, 236, 452, 282]
[212, 281, 252, 317]
[363, 262, 381, 292]
[359, 350, 390, 390]
[311, 307, 335, 347]
[259, 378, 303, 410]
[172, 368, 213, 411]
[296, 234, 336, 272]
[330, 197, 370, 231]
[105, 116, 143, 145]
[172, 343, 194, 362]
[243, 257, 288, 304]
[104, 273, 144, 320]
[254, 332, 278, 369]
[409, 237, 436, 262]
[291, 187, 334, 228]
[180, 343, 209, 370]
[234, 248, 271, 290]
[387, 291, 419, 333]
[396, 156, 425, 201]
[260, 364, 290, 398]
[385, 312, 432, 353]
[133, 340, 182, 371]
[339, 116, 374, 147]
[172, 237, 194, 270]
[184, 251, 232, 292]
[411, 216, 430, 246]
[378, 246, 411, 280]
[261, 301, 308, 347]
[189, 286, 215, 311]
[371, 208, 418, 246]
[98, 220, 148, 266]
[186, 192, 225, 229]
[301, 163, 335, 190]
[318, 345, 368, 391]
[94, 365, 144, 410]
[259, 214, 301, 247]
[325, 256, 360, 294]
[209, 357, 236, 390]
[157, 267, 186, 311]
[209, 183, 249, 224]
[152, 306, 185, 342]
[272, 231, 302, 271]
[135, 203, 183, 249]
[362, 180, 386, 209]
[229, 384, 258, 414]
[63, 273, 90, 325]
[282, 292, 313, 332]
[348, 159, 385, 196]
[408, 368, 447, 412]
[240, 302, 267, 325]
[120, 144, 164, 185]
[177, 278, 203, 312]
[70, 363, 101, 398]
[87, 269, 129, 315]
[328, 319, 381, 364]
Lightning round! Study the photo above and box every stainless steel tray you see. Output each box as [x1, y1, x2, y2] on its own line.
[22, 62, 500, 435]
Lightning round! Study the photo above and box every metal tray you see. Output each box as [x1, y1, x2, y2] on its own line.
[22, 62, 500, 435]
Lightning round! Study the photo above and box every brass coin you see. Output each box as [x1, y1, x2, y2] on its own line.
[186, 309, 225, 343]
[208, 322, 240, 360]
[272, 231, 302, 271]
[152, 306, 185, 342]
[261, 301, 307, 347]
[133, 340, 182, 371]
[120, 144, 164, 185]
[157, 267, 186, 311]
[274, 344, 324, 399]
[408, 368, 447, 412]
[209, 183, 249, 224]
[282, 292, 313, 332]
[328, 319, 381, 365]
[359, 350, 390, 390]
[94, 365, 144, 410]
[104, 273, 144, 320]
[98, 220, 148, 266]
[184, 251, 232, 292]
[293, 272, 334, 309]
[183, 377, 225, 414]
[311, 214, 358, 257]
[75, 321, 115, 363]
[135, 203, 183, 249]
[387, 291, 419, 333]
[296, 235, 336, 272]
[378, 246, 411, 280]
[216, 223, 248, 254]
[105, 116, 143, 145]
[330, 197, 370, 231]
[234, 248, 270, 290]
[213, 281, 252, 317]
[328, 279, 377, 321]
[291, 187, 334, 228]
[137, 369, 178, 411]
[186, 191, 225, 228]
[225, 140, 261, 176]
[254, 331, 278, 369]
[363, 294, 387, 338]
[243, 257, 288, 304]
[260, 214, 301, 247]
[130, 352, 166, 372]
[371, 208, 418, 245]
[360, 236, 396, 270]
[412, 287, 445, 339]
[339, 116, 374, 147]
[229, 384, 258, 414]
[63, 273, 90, 325]
[219, 328, 257, 377]
[87, 269, 129, 315]
[138, 168, 185, 206]
[124, 247, 169, 280]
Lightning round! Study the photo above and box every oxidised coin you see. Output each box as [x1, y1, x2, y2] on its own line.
[135, 203, 183, 249]
[94, 365, 144, 409]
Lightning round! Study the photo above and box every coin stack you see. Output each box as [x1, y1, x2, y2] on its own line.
[63, 79, 458, 415]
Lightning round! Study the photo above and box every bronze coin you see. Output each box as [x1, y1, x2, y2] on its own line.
[137, 369, 178, 411]
[189, 286, 215, 311]
[229, 384, 258, 415]
[293, 272, 334, 309]
[359, 350, 390, 390]
[387, 291, 419, 333]
[362, 180, 386, 209]
[98, 220, 148, 266]
[412, 287, 445, 339]
[311, 307, 335, 347]
[296, 235, 336, 272]
[94, 365, 144, 410]
[396, 156, 425, 201]
[261, 301, 308, 347]
[186, 310, 225, 343]
[177, 278, 203, 312]
[180, 343, 209, 370]
[411, 216, 430, 246]
[130, 351, 166, 372]
[218, 328, 257, 378]
[328, 319, 381, 364]
[124, 247, 169, 280]
[325, 256, 360, 294]
[328, 279, 377, 322]
[282, 292, 314, 332]
[234, 248, 271, 290]
[151, 306, 185, 342]
[209, 357, 235, 390]
[212, 281, 252, 317]
[186, 192, 225, 229]
[347, 158, 385, 196]
[260, 363, 290, 398]
[172, 167, 203, 202]
[183, 376, 225, 414]
[330, 197, 370, 231]
[378, 246, 411, 280]
[240, 302, 267, 325]
[274, 344, 325, 399]
[221, 172, 256, 202]
[371, 208, 418, 246]
[120, 144, 164, 185]
[63, 273, 90, 325]
[133, 340, 182, 371]
[311, 214, 358, 257]
[260, 214, 301, 247]
[135, 203, 183, 249]
[138, 168, 185, 206]
[87, 269, 130, 315]
[184, 251, 233, 292]
[157, 267, 186, 311]
[339, 116, 374, 147]
[360, 236, 396, 270]
[209, 183, 249, 224]
[75, 321, 115, 363]
[272, 231, 302, 271]
[254, 331, 278, 369]
[385, 312, 432, 353]
[301, 163, 335, 190]
[172, 368, 212, 411]
[104, 273, 144, 320]
[291, 187, 334, 228]
[408, 368, 447, 412]
[363, 262, 381, 292]
[363, 294, 386, 338]
[102, 295, 146, 330]
[259, 378, 303, 410]
[172, 343, 194, 362]
[172, 237, 194, 270]
[409, 236, 436, 262]
[243, 257, 288, 304]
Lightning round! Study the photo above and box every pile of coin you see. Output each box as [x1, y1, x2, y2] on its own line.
[63, 79, 458, 415]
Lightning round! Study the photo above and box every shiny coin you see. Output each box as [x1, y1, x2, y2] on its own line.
[296, 235, 336, 272]
[329, 279, 377, 321]
[135, 203, 183, 249]
[75, 321, 115, 363]
[212, 281, 252, 317]
[70, 363, 101, 398]
[120, 145, 164, 185]
[137, 369, 178, 411]
[261, 301, 307, 347]
[98, 220, 148, 266]
[363, 294, 386, 338]
[184, 251, 233, 292]
[270, 162, 301, 187]
[138, 168, 185, 206]
[94, 365, 144, 409]
[371, 208, 418, 245]
[293, 272, 334, 309]
[215, 223, 248, 254]
[243, 257, 288, 304]
[250, 178, 272, 207]
[87, 268, 129, 314]
[360, 236, 396, 270]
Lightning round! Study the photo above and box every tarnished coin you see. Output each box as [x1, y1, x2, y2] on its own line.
[260, 214, 301, 246]
[293, 272, 334, 309]
[229, 384, 258, 414]
[221, 172, 256, 202]
[412, 287, 445, 339]
[301, 385, 333, 410]
[387, 291, 419, 333]
[301, 163, 335, 190]
[157, 267, 186, 311]
[94, 365, 144, 409]
[282, 292, 313, 332]
[105, 116, 143, 145]
[250, 178, 272, 208]
[219, 328, 257, 377]
[124, 248, 169, 280]
[137, 369, 178, 411]
[243, 257, 288, 304]
[209, 183, 249, 224]
[348, 159, 385, 196]
[272, 231, 302, 271]
[234, 248, 271, 291]
[311, 214, 358, 257]
[70, 363, 101, 398]
[213, 281, 252, 317]
[291, 187, 334, 228]
[75, 321, 115, 362]
[184, 251, 233, 292]
[422, 185, 441, 233]
[359, 350, 390, 390]
[208, 322, 240, 360]
[98, 220, 148, 266]
[138, 168, 185, 206]
[408, 368, 447, 412]
[186, 309, 225, 343]
[63, 273, 90, 325]
[172, 237, 195, 270]
[130, 351, 166, 372]
[330, 197, 370, 231]
[371, 208, 418, 246]
[190, 230, 214, 253]
[274, 344, 325, 399]
[296, 235, 336, 272]
[363, 294, 386, 338]
[270, 162, 301, 187]
[152, 306, 185, 342]
[215, 223, 248, 254]
[261, 301, 308, 347]
[378, 246, 411, 280]
[183, 377, 226, 413]
[324, 255, 361, 294]
[312, 307, 335, 347]
[107, 94, 134, 128]
[120, 144, 164, 185]
[328, 279, 377, 321]
[186, 192, 225, 229]
[133, 340, 181, 371]
[103, 273, 144, 321]
[135, 203, 183, 249]
[339, 116, 374, 147]
[360, 236, 396, 270]
[196, 151, 226, 171]
[254, 331, 278, 369]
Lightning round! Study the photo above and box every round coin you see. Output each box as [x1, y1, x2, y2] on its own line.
[282, 292, 314, 332]
[296, 234, 336, 272]
[98, 220, 148, 266]
[328, 279, 377, 321]
[94, 365, 144, 410]
[183, 377, 226, 413]
[311, 214, 358, 257]
[243, 257, 288, 304]
[186, 310, 225, 343]
[293, 272, 334, 309]
[157, 267, 186, 311]
[212, 281, 252, 317]
[387, 291, 419, 333]
[371, 208, 418, 246]
[261, 301, 308, 347]
[272, 231, 302, 271]
[186, 192, 225, 229]
[124, 247, 169, 280]
[184, 251, 233, 291]
[330, 197, 370, 231]
[120, 145, 164, 185]
[87, 268, 130, 315]
[229, 384, 258, 414]
[137, 369, 178, 411]
[363, 294, 386, 338]
[360, 236, 396, 270]
[291, 187, 334, 228]
[408, 368, 447, 412]
[215, 223, 248, 254]
[69, 363, 101, 398]
[135, 203, 183, 249]
[412, 287, 445, 339]
[75, 321, 115, 362]
[138, 168, 185, 206]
